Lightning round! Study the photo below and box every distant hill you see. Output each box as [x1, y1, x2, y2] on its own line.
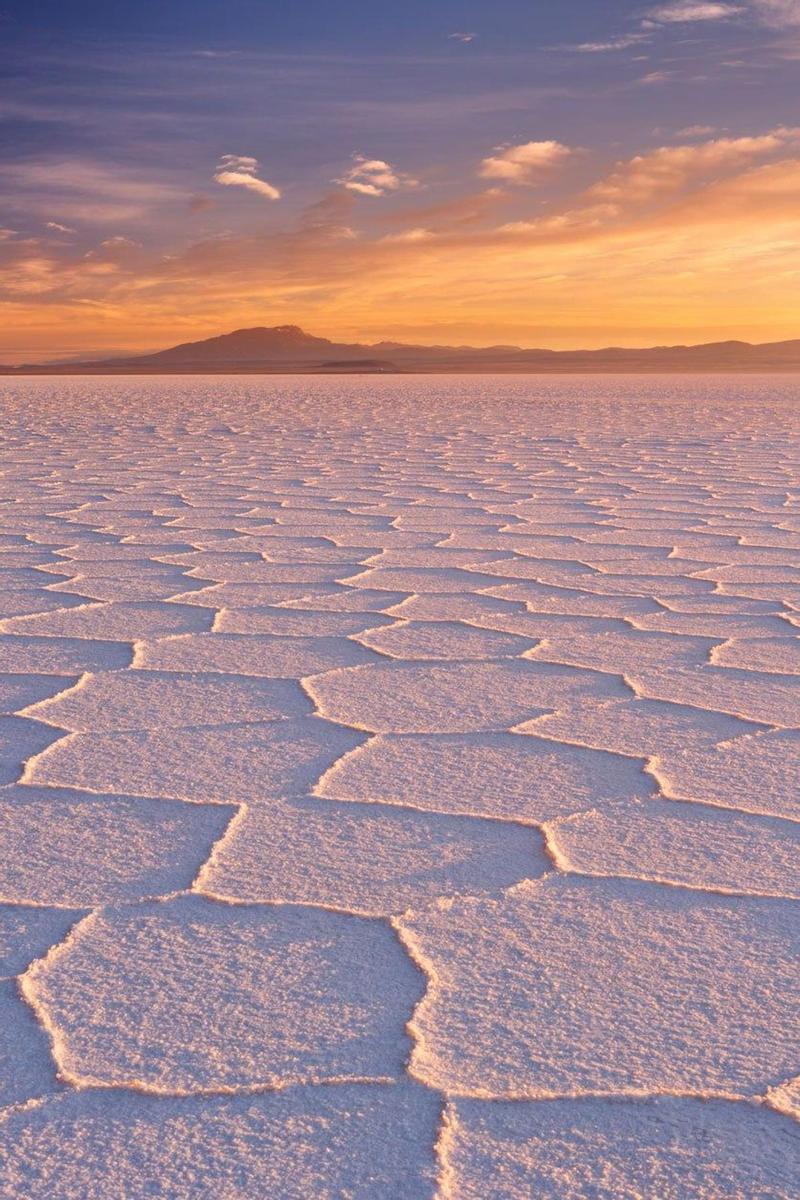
[4, 325, 800, 373]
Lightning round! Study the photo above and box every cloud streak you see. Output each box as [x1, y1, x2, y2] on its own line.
[644, 2, 743, 21]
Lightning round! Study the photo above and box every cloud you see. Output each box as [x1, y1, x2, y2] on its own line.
[644, 2, 743, 20]
[213, 155, 281, 201]
[45, 221, 77, 234]
[572, 33, 652, 51]
[448, 32, 477, 43]
[336, 155, 418, 197]
[0, 160, 184, 224]
[675, 124, 720, 136]
[588, 131, 795, 203]
[0, 228, 17, 241]
[750, 0, 800, 25]
[381, 228, 435, 243]
[479, 140, 573, 183]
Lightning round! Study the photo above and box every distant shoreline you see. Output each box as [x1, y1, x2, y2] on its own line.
[3, 365, 800, 376]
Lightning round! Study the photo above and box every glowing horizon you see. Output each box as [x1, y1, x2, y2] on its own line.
[2, 0, 800, 362]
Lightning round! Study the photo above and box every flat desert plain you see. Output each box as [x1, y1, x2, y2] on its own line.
[0, 374, 798, 1198]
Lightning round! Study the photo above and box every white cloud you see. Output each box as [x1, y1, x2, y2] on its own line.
[448, 32, 477, 43]
[45, 221, 77, 234]
[214, 155, 281, 201]
[336, 156, 418, 198]
[574, 33, 652, 51]
[0, 228, 17, 241]
[479, 140, 574, 183]
[644, 2, 743, 20]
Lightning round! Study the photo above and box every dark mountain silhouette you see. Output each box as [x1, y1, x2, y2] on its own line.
[4, 325, 800, 373]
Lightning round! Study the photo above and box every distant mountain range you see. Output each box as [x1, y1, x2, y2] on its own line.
[5, 324, 800, 373]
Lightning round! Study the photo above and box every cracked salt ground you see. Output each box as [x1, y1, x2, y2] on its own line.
[442, 1098, 799, 1199]
[0, 375, 799, 1197]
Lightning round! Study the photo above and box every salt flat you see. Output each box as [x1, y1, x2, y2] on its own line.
[0, 373, 798, 1198]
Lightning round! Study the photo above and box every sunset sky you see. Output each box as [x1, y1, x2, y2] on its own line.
[1, 0, 799, 361]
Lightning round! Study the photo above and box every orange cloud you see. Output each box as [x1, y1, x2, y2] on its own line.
[479, 141, 574, 183]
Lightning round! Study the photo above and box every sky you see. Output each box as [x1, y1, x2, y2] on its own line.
[1, 0, 799, 361]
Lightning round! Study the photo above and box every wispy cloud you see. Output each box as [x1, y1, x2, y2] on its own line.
[448, 32, 477, 43]
[644, 2, 743, 20]
[213, 155, 281, 201]
[45, 221, 76, 234]
[573, 33, 652, 51]
[479, 140, 574, 183]
[0, 159, 184, 223]
[750, 0, 800, 25]
[335, 155, 418, 197]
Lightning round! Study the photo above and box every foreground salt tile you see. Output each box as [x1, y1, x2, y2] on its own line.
[384, 592, 527, 622]
[0, 785, 233, 904]
[547, 797, 800, 897]
[317, 733, 650, 821]
[0, 673, 77, 714]
[134, 632, 377, 677]
[399, 876, 799, 1096]
[653, 730, 800, 821]
[306, 661, 628, 733]
[767, 1076, 800, 1120]
[169, 582, 344, 608]
[355, 619, 534, 660]
[0, 1083, 440, 1200]
[520, 696, 762, 756]
[199, 795, 546, 913]
[24, 895, 422, 1092]
[628, 664, 800, 726]
[282, 588, 410, 611]
[445, 1096, 800, 1199]
[631, 610, 794, 637]
[0, 979, 58, 1105]
[486, 583, 662, 618]
[26, 717, 364, 804]
[23, 669, 310, 731]
[529, 630, 717, 673]
[0, 635, 131, 675]
[183, 560, 358, 585]
[0, 902, 81, 977]
[216, 606, 395, 636]
[0, 589, 88, 620]
[712, 635, 800, 673]
[47, 574, 206, 603]
[0, 716, 65, 784]
[339, 566, 512, 593]
[1, 600, 213, 640]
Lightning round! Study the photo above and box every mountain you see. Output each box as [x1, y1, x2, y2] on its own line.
[4, 325, 800, 373]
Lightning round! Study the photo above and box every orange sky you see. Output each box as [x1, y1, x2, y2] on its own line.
[2, 1, 800, 361]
